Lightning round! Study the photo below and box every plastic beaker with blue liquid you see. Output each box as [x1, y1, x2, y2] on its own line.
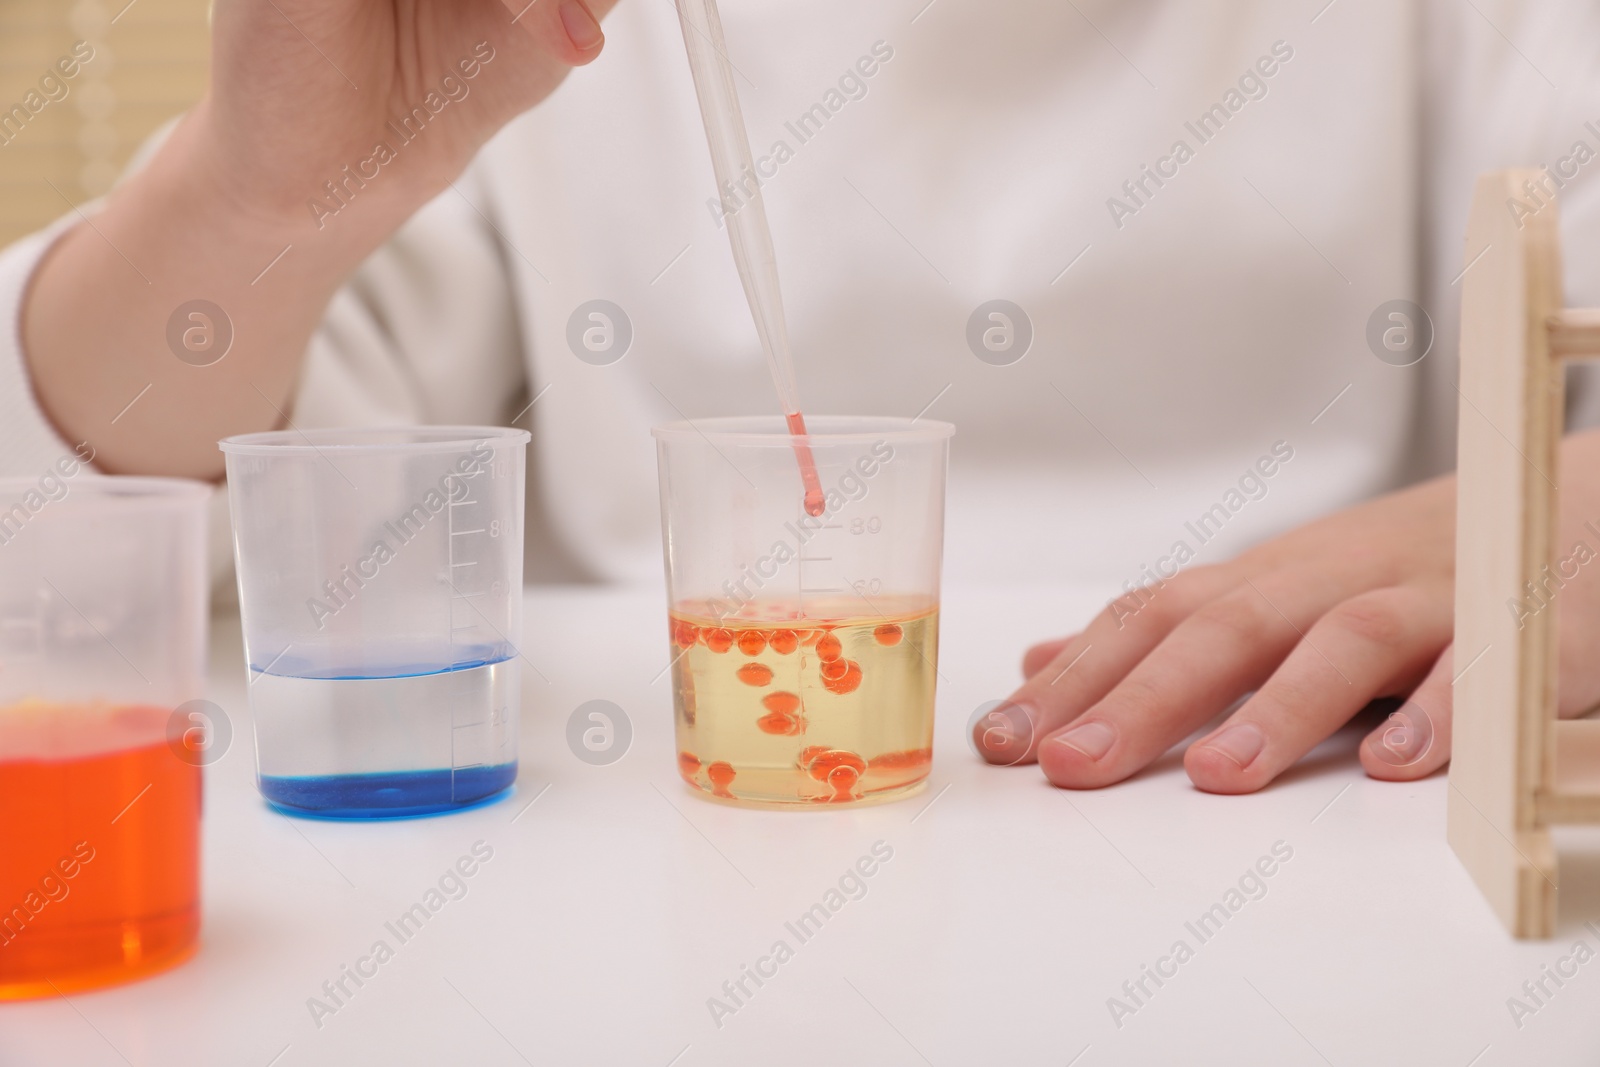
[220, 427, 528, 818]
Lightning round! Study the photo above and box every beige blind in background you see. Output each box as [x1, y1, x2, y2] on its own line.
[0, 0, 209, 245]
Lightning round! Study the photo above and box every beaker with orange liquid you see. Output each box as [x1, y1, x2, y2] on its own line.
[653, 417, 954, 807]
[0, 475, 209, 999]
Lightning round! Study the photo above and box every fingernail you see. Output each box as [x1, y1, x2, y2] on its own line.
[560, 0, 604, 51]
[975, 701, 1036, 765]
[1373, 705, 1432, 766]
[1053, 720, 1116, 761]
[980, 703, 1035, 748]
[1200, 723, 1264, 768]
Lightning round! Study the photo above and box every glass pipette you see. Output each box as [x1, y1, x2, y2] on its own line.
[672, 0, 827, 517]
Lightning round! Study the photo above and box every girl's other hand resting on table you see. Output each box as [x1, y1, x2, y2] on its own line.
[977, 429, 1600, 793]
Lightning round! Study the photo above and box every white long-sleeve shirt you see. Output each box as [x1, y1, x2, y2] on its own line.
[5, 0, 1600, 589]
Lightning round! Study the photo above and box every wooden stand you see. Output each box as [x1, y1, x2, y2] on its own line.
[1451, 168, 1600, 938]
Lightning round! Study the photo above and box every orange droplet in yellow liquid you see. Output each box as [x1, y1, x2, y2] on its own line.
[736, 662, 774, 687]
[769, 630, 799, 655]
[804, 748, 868, 799]
[756, 709, 803, 736]
[705, 761, 737, 798]
[823, 660, 863, 695]
[826, 762, 862, 801]
[737, 630, 768, 656]
[815, 633, 842, 661]
[762, 691, 801, 716]
[874, 623, 903, 646]
[798, 745, 831, 767]
[703, 628, 734, 654]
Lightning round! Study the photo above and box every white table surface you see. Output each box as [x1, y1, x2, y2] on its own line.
[4, 582, 1600, 1066]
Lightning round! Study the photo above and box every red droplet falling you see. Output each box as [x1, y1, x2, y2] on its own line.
[786, 411, 827, 518]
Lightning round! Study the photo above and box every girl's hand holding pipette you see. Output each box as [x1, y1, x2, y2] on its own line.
[980, 428, 1600, 793]
[25, 0, 613, 478]
[197, 0, 611, 239]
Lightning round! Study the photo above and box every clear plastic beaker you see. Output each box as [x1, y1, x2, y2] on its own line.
[219, 427, 528, 818]
[652, 416, 954, 807]
[0, 475, 209, 999]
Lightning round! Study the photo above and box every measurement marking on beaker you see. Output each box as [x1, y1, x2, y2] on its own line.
[446, 577, 550, 683]
[451, 591, 488, 599]
[450, 528, 487, 536]
[801, 587, 846, 594]
[844, 575, 951, 685]
[798, 556, 832, 562]
[449, 499, 479, 507]
[451, 561, 480, 567]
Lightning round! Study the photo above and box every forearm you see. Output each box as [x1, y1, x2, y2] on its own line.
[20, 102, 418, 479]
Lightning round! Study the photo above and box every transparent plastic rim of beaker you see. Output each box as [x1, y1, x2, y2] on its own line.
[218, 425, 532, 456]
[0, 474, 211, 513]
[650, 415, 955, 447]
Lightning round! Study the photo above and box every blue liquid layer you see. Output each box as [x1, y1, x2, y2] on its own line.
[260, 762, 518, 819]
